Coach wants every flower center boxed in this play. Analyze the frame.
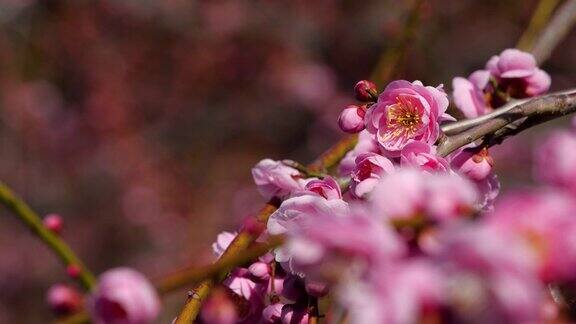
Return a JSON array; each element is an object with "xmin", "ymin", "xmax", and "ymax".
[{"xmin": 385, "ymin": 95, "xmax": 423, "ymax": 138}]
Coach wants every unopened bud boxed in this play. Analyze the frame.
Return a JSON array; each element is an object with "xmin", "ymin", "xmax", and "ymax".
[
  {"xmin": 354, "ymin": 80, "xmax": 378, "ymax": 102},
  {"xmin": 338, "ymin": 105, "xmax": 366, "ymax": 133},
  {"xmin": 66, "ymin": 264, "xmax": 81, "ymax": 279},
  {"xmin": 46, "ymin": 284, "xmax": 82, "ymax": 316},
  {"xmin": 43, "ymin": 213, "xmax": 63, "ymax": 234}
]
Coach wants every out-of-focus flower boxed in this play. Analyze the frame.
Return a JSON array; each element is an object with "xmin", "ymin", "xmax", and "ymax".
[
  {"xmin": 338, "ymin": 130, "xmax": 380, "ymax": 176},
  {"xmin": 305, "ymin": 278, "xmax": 329, "ymax": 297},
  {"xmin": 304, "ymin": 176, "xmax": 342, "ymax": 200},
  {"xmin": 365, "ymin": 80, "xmax": 451, "ymax": 156},
  {"xmin": 280, "ymin": 304, "xmax": 309, "ymax": 324},
  {"xmin": 201, "ymin": 288, "xmax": 238, "ymax": 324},
  {"xmin": 452, "ymin": 70, "xmax": 491, "ymax": 118},
  {"xmin": 400, "ymin": 141, "xmax": 449, "ymax": 173},
  {"xmin": 354, "ymin": 80, "xmax": 378, "ymax": 102},
  {"xmin": 338, "ymin": 105, "xmax": 366, "ymax": 133},
  {"xmin": 450, "ymin": 147, "xmax": 494, "ymax": 181},
  {"xmin": 262, "ymin": 302, "xmax": 284, "ymax": 322},
  {"xmin": 350, "ymin": 152, "xmax": 395, "ymax": 197},
  {"xmin": 252, "ymin": 159, "xmax": 305, "ymax": 199},
  {"xmin": 248, "ymin": 261, "xmax": 271, "ymax": 280},
  {"xmin": 43, "ymin": 213, "xmax": 63, "ymax": 234},
  {"xmin": 534, "ymin": 130, "xmax": 576, "ymax": 192},
  {"xmin": 487, "ymin": 189, "xmax": 576, "ymax": 282},
  {"xmin": 212, "ymin": 231, "xmax": 237, "ymax": 258},
  {"xmin": 89, "ymin": 268, "xmax": 160, "ymax": 324},
  {"xmin": 475, "ymin": 173, "xmax": 500, "ymax": 212},
  {"xmin": 46, "ymin": 284, "xmax": 82, "ymax": 316},
  {"xmin": 486, "ymin": 49, "xmax": 551, "ymax": 97},
  {"xmin": 369, "ymin": 169, "xmax": 478, "ymax": 223}
]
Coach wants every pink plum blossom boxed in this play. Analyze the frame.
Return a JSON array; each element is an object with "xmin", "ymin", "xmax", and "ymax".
[
  {"xmin": 364, "ymin": 80, "xmax": 452, "ymax": 156},
  {"xmin": 424, "ymin": 172, "xmax": 479, "ymax": 222},
  {"xmin": 354, "ymin": 80, "xmax": 377, "ymax": 102},
  {"xmin": 452, "ymin": 70, "xmax": 491, "ymax": 118},
  {"xmin": 350, "ymin": 152, "xmax": 395, "ymax": 197},
  {"xmin": 252, "ymin": 159, "xmax": 305, "ymax": 199},
  {"xmin": 223, "ymin": 268, "xmax": 259, "ymax": 300},
  {"xmin": 280, "ymin": 304, "xmax": 309, "ymax": 324},
  {"xmin": 262, "ymin": 303, "xmax": 283, "ymax": 322},
  {"xmin": 450, "ymin": 146, "xmax": 494, "ymax": 181},
  {"xmin": 303, "ymin": 176, "xmax": 342, "ymax": 200},
  {"xmin": 487, "ymin": 189, "xmax": 576, "ymax": 282},
  {"xmin": 338, "ymin": 130, "xmax": 380, "ymax": 176},
  {"xmin": 400, "ymin": 141, "xmax": 449, "ymax": 173},
  {"xmin": 487, "ymin": 49, "xmax": 551, "ymax": 97},
  {"xmin": 534, "ymin": 130, "xmax": 576, "ymax": 192},
  {"xmin": 338, "ymin": 104, "xmax": 366, "ymax": 133},
  {"xmin": 212, "ymin": 231, "xmax": 236, "ymax": 258},
  {"xmin": 89, "ymin": 268, "xmax": 161, "ymax": 324}
]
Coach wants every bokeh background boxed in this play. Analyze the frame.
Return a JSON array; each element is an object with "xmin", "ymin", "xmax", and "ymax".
[{"xmin": 0, "ymin": 0, "xmax": 574, "ymax": 322}]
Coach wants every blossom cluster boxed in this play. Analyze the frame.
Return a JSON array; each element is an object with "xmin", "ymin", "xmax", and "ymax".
[{"xmin": 199, "ymin": 48, "xmax": 572, "ymax": 324}]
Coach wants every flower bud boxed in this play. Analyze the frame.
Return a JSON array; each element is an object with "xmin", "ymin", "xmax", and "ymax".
[
  {"xmin": 66, "ymin": 264, "xmax": 81, "ymax": 279},
  {"xmin": 354, "ymin": 80, "xmax": 378, "ymax": 102},
  {"xmin": 44, "ymin": 213, "xmax": 63, "ymax": 234},
  {"xmin": 248, "ymin": 261, "xmax": 270, "ymax": 279},
  {"xmin": 89, "ymin": 267, "xmax": 160, "ymax": 324},
  {"xmin": 201, "ymin": 288, "xmax": 237, "ymax": 324},
  {"xmin": 338, "ymin": 105, "xmax": 366, "ymax": 133},
  {"xmin": 451, "ymin": 147, "xmax": 494, "ymax": 181},
  {"xmin": 46, "ymin": 284, "xmax": 82, "ymax": 316}
]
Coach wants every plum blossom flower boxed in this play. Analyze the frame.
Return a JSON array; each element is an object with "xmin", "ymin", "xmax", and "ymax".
[
  {"xmin": 89, "ymin": 268, "xmax": 161, "ymax": 324},
  {"xmin": 338, "ymin": 130, "xmax": 380, "ymax": 176},
  {"xmin": 487, "ymin": 189, "xmax": 576, "ymax": 282},
  {"xmin": 365, "ymin": 80, "xmax": 452, "ymax": 156},
  {"xmin": 212, "ymin": 231, "xmax": 236, "ymax": 258},
  {"xmin": 450, "ymin": 146, "xmax": 494, "ymax": 181},
  {"xmin": 280, "ymin": 304, "xmax": 309, "ymax": 324},
  {"xmin": 338, "ymin": 104, "xmax": 366, "ymax": 133},
  {"xmin": 303, "ymin": 176, "xmax": 341, "ymax": 200},
  {"xmin": 350, "ymin": 152, "xmax": 395, "ymax": 197},
  {"xmin": 400, "ymin": 141, "xmax": 449, "ymax": 173},
  {"xmin": 252, "ymin": 159, "xmax": 305, "ymax": 199},
  {"xmin": 534, "ymin": 130, "xmax": 576, "ymax": 192},
  {"xmin": 452, "ymin": 70, "xmax": 491, "ymax": 118},
  {"xmin": 369, "ymin": 169, "xmax": 478, "ymax": 223},
  {"xmin": 486, "ymin": 49, "xmax": 551, "ymax": 97}
]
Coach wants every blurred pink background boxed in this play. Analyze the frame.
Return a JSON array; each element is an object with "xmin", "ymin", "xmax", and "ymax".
[{"xmin": 0, "ymin": 1, "xmax": 574, "ymax": 322}]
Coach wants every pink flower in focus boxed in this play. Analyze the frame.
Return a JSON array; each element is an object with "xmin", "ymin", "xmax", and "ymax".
[
  {"xmin": 304, "ymin": 176, "xmax": 342, "ymax": 200},
  {"xmin": 252, "ymin": 159, "xmax": 304, "ymax": 199},
  {"xmin": 486, "ymin": 49, "xmax": 551, "ymax": 97},
  {"xmin": 338, "ymin": 105, "xmax": 366, "ymax": 133},
  {"xmin": 338, "ymin": 130, "xmax": 380, "ymax": 176},
  {"xmin": 354, "ymin": 80, "xmax": 378, "ymax": 102},
  {"xmin": 400, "ymin": 141, "xmax": 449, "ymax": 173},
  {"xmin": 365, "ymin": 80, "xmax": 452, "ymax": 156},
  {"xmin": 450, "ymin": 147, "xmax": 494, "ymax": 181},
  {"xmin": 534, "ymin": 130, "xmax": 576, "ymax": 192},
  {"xmin": 212, "ymin": 231, "xmax": 237, "ymax": 258},
  {"xmin": 452, "ymin": 70, "xmax": 491, "ymax": 118},
  {"xmin": 89, "ymin": 268, "xmax": 160, "ymax": 324},
  {"xmin": 350, "ymin": 152, "xmax": 395, "ymax": 197},
  {"xmin": 47, "ymin": 284, "xmax": 82, "ymax": 316}
]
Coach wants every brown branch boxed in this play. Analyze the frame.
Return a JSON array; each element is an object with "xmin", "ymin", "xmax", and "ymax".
[
  {"xmin": 532, "ymin": 0, "xmax": 576, "ymax": 64},
  {"xmin": 173, "ymin": 135, "xmax": 357, "ymax": 323},
  {"xmin": 156, "ymin": 236, "xmax": 284, "ymax": 294},
  {"xmin": 437, "ymin": 89, "xmax": 576, "ymax": 157}
]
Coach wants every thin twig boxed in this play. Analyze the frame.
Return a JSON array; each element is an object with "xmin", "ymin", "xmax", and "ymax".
[
  {"xmin": 532, "ymin": 0, "xmax": 576, "ymax": 64},
  {"xmin": 437, "ymin": 90, "xmax": 576, "ymax": 157},
  {"xmin": 0, "ymin": 181, "xmax": 96, "ymax": 290}
]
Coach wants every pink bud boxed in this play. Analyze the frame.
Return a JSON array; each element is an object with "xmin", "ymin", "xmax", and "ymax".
[
  {"xmin": 44, "ymin": 213, "xmax": 63, "ymax": 234},
  {"xmin": 89, "ymin": 267, "xmax": 161, "ymax": 324},
  {"xmin": 338, "ymin": 105, "xmax": 366, "ymax": 133},
  {"xmin": 248, "ymin": 262, "xmax": 270, "ymax": 279},
  {"xmin": 46, "ymin": 284, "xmax": 82, "ymax": 316},
  {"xmin": 66, "ymin": 264, "xmax": 81, "ymax": 279},
  {"xmin": 201, "ymin": 288, "xmax": 237, "ymax": 324},
  {"xmin": 451, "ymin": 147, "xmax": 494, "ymax": 181},
  {"xmin": 354, "ymin": 80, "xmax": 377, "ymax": 102}
]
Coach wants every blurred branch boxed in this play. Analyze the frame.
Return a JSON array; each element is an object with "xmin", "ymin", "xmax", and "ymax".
[
  {"xmin": 532, "ymin": 0, "xmax": 576, "ymax": 64},
  {"xmin": 0, "ymin": 181, "xmax": 96, "ymax": 290},
  {"xmin": 370, "ymin": 0, "xmax": 426, "ymax": 87},
  {"xmin": 173, "ymin": 135, "xmax": 357, "ymax": 323},
  {"xmin": 155, "ymin": 235, "xmax": 284, "ymax": 294},
  {"xmin": 437, "ymin": 89, "xmax": 576, "ymax": 156},
  {"xmin": 517, "ymin": 0, "xmax": 561, "ymax": 51}
]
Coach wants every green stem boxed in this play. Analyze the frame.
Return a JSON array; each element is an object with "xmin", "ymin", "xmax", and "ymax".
[{"xmin": 0, "ymin": 181, "xmax": 96, "ymax": 290}]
